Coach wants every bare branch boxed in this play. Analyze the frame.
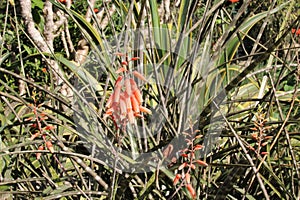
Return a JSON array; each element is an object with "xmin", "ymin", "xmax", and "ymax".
[
  {"xmin": 19, "ymin": 0, "xmax": 73, "ymax": 99},
  {"xmin": 75, "ymin": 0, "xmax": 96, "ymax": 64},
  {"xmin": 19, "ymin": 0, "xmax": 49, "ymax": 53},
  {"xmin": 43, "ymin": 0, "xmax": 54, "ymax": 50}
]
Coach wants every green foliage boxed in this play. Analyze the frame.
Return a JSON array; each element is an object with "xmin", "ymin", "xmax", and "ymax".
[{"xmin": 0, "ymin": 0, "xmax": 300, "ymax": 199}]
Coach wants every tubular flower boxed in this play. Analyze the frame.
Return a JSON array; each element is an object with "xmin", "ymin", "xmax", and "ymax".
[
  {"xmin": 170, "ymin": 127, "xmax": 207, "ymax": 199},
  {"xmin": 46, "ymin": 141, "xmax": 54, "ymax": 153},
  {"xmin": 173, "ymin": 174, "xmax": 182, "ymax": 185},
  {"xmin": 104, "ymin": 72, "xmax": 151, "ymax": 129},
  {"xmin": 124, "ymin": 78, "xmax": 132, "ymax": 96},
  {"xmin": 94, "ymin": 8, "xmax": 99, "ymax": 13},
  {"xmin": 292, "ymin": 28, "xmax": 300, "ymax": 36},
  {"xmin": 186, "ymin": 184, "xmax": 196, "ymax": 199},
  {"xmin": 36, "ymin": 145, "xmax": 44, "ymax": 160},
  {"xmin": 132, "ymin": 71, "xmax": 147, "ymax": 82}
]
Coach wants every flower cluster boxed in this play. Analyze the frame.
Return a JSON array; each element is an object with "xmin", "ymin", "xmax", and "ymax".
[
  {"xmin": 171, "ymin": 129, "xmax": 208, "ymax": 199},
  {"xmin": 104, "ymin": 54, "xmax": 151, "ymax": 130},
  {"xmin": 292, "ymin": 28, "xmax": 300, "ymax": 36},
  {"xmin": 248, "ymin": 113, "xmax": 272, "ymax": 155},
  {"xmin": 26, "ymin": 100, "xmax": 55, "ymax": 159}
]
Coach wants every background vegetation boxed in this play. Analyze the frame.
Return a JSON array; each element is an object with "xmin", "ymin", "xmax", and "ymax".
[{"xmin": 0, "ymin": 0, "xmax": 299, "ymax": 199}]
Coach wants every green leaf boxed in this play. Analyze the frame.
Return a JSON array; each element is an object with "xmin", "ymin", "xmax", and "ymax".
[
  {"xmin": 234, "ymin": 186, "xmax": 256, "ymax": 200},
  {"xmin": 149, "ymin": 0, "xmax": 161, "ymax": 46},
  {"xmin": 259, "ymin": 174, "xmax": 282, "ymax": 199},
  {"xmin": 50, "ymin": 184, "xmax": 72, "ymax": 195},
  {"xmin": 53, "ymin": 54, "xmax": 103, "ymax": 93},
  {"xmin": 219, "ymin": 2, "xmax": 288, "ymax": 65},
  {"xmin": 138, "ymin": 172, "xmax": 156, "ymax": 197},
  {"xmin": 0, "ymin": 53, "xmax": 10, "ymax": 66},
  {"xmin": 32, "ymin": 0, "xmax": 44, "ymax": 9},
  {"xmin": 177, "ymin": 0, "xmax": 190, "ymax": 37}
]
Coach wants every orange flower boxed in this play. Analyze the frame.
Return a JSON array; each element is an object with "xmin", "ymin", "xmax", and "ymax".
[
  {"xmin": 44, "ymin": 125, "xmax": 54, "ymax": 130},
  {"xmin": 112, "ymin": 85, "xmax": 121, "ymax": 104},
  {"xmin": 114, "ymin": 52, "xmax": 125, "ymax": 56},
  {"xmin": 133, "ymin": 71, "xmax": 147, "ymax": 81},
  {"xmin": 195, "ymin": 160, "xmax": 208, "ymax": 167},
  {"xmin": 251, "ymin": 133, "xmax": 258, "ymax": 140},
  {"xmin": 94, "ymin": 8, "xmax": 99, "ymax": 13},
  {"xmin": 39, "ymin": 113, "xmax": 46, "ymax": 118},
  {"xmin": 116, "ymin": 67, "xmax": 127, "ymax": 74},
  {"xmin": 127, "ymin": 110, "xmax": 135, "ymax": 124},
  {"xmin": 41, "ymin": 68, "xmax": 47, "ymax": 73},
  {"xmin": 121, "ymin": 61, "xmax": 128, "ymax": 66},
  {"xmin": 119, "ymin": 96, "xmax": 127, "ymax": 119},
  {"xmin": 264, "ymin": 136, "xmax": 272, "ymax": 140},
  {"xmin": 104, "ymin": 71, "xmax": 151, "ymax": 128},
  {"xmin": 178, "ymin": 162, "xmax": 188, "ymax": 170},
  {"xmin": 105, "ymin": 94, "xmax": 113, "ymax": 108},
  {"xmin": 185, "ymin": 173, "xmax": 191, "ymax": 184},
  {"xmin": 133, "ymin": 90, "xmax": 143, "ymax": 104},
  {"xmin": 180, "ymin": 153, "xmax": 188, "ymax": 157},
  {"xmin": 30, "ymin": 131, "xmax": 40, "ymax": 140},
  {"xmin": 130, "ymin": 57, "xmax": 140, "ymax": 61},
  {"xmin": 228, "ymin": 0, "xmax": 239, "ymax": 3},
  {"xmin": 124, "ymin": 78, "xmax": 132, "ymax": 96},
  {"xmin": 173, "ymin": 174, "xmax": 182, "ymax": 185},
  {"xmin": 261, "ymin": 142, "xmax": 268, "ymax": 147},
  {"xmin": 36, "ymin": 145, "xmax": 44, "ymax": 160},
  {"xmin": 130, "ymin": 78, "xmax": 138, "ymax": 92},
  {"xmin": 46, "ymin": 141, "xmax": 54, "ymax": 153},
  {"xmin": 125, "ymin": 95, "xmax": 132, "ymax": 111},
  {"xmin": 25, "ymin": 116, "xmax": 33, "ymax": 121},
  {"xmin": 186, "ymin": 184, "xmax": 196, "ymax": 199},
  {"xmin": 139, "ymin": 106, "xmax": 152, "ymax": 114},
  {"xmin": 292, "ymin": 28, "xmax": 300, "ymax": 36},
  {"xmin": 115, "ymin": 76, "xmax": 123, "ymax": 87},
  {"xmin": 58, "ymin": 0, "xmax": 71, "ymax": 3},
  {"xmin": 190, "ymin": 163, "xmax": 196, "ymax": 170},
  {"xmin": 193, "ymin": 144, "xmax": 203, "ymax": 150},
  {"xmin": 105, "ymin": 107, "xmax": 114, "ymax": 115}
]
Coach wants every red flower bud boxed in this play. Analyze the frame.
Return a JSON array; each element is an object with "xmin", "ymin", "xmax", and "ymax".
[
  {"xmin": 173, "ymin": 174, "xmax": 181, "ymax": 185},
  {"xmin": 36, "ymin": 145, "xmax": 44, "ymax": 160},
  {"xmin": 186, "ymin": 184, "xmax": 196, "ymax": 199},
  {"xmin": 30, "ymin": 132, "xmax": 40, "ymax": 140},
  {"xmin": 195, "ymin": 160, "xmax": 208, "ymax": 167},
  {"xmin": 133, "ymin": 71, "xmax": 147, "ymax": 81},
  {"xmin": 228, "ymin": 0, "xmax": 239, "ymax": 3},
  {"xmin": 178, "ymin": 162, "xmax": 188, "ymax": 170},
  {"xmin": 193, "ymin": 144, "xmax": 203, "ymax": 150},
  {"xmin": 121, "ymin": 61, "xmax": 128, "ymax": 66},
  {"xmin": 46, "ymin": 141, "xmax": 54, "ymax": 153},
  {"xmin": 130, "ymin": 57, "xmax": 140, "ymax": 61},
  {"xmin": 45, "ymin": 125, "xmax": 54, "ymax": 130}
]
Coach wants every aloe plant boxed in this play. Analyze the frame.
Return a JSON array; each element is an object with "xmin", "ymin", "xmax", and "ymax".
[{"xmin": 0, "ymin": 0, "xmax": 299, "ymax": 199}]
